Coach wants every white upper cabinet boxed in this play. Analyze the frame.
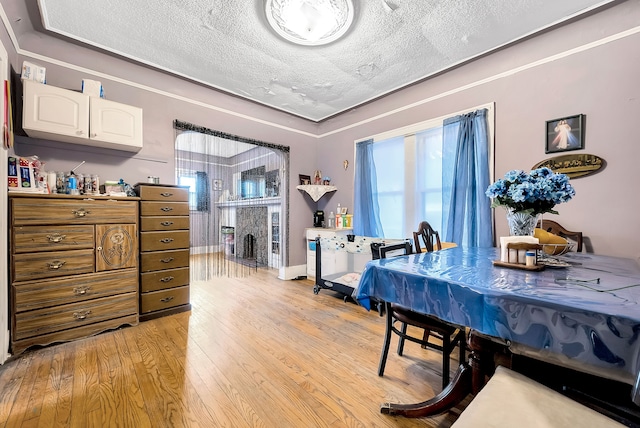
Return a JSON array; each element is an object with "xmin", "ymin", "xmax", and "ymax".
[
  {"xmin": 22, "ymin": 80, "xmax": 143, "ymax": 152},
  {"xmin": 22, "ymin": 80, "xmax": 89, "ymax": 139},
  {"xmin": 89, "ymin": 97, "xmax": 142, "ymax": 150}
]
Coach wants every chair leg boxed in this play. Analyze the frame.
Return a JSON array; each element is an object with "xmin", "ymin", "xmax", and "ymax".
[
  {"xmin": 458, "ymin": 330, "xmax": 466, "ymax": 365},
  {"xmin": 442, "ymin": 335, "xmax": 451, "ymax": 389},
  {"xmin": 378, "ymin": 302, "xmax": 393, "ymax": 376},
  {"xmin": 420, "ymin": 329, "xmax": 431, "ymax": 349},
  {"xmin": 397, "ymin": 322, "xmax": 408, "ymax": 356}
]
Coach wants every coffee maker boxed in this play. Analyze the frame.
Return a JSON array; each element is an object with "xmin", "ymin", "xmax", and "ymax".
[{"xmin": 313, "ymin": 210, "xmax": 325, "ymax": 227}]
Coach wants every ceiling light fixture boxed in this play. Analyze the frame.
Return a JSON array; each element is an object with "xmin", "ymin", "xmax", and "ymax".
[{"xmin": 265, "ymin": 0, "xmax": 354, "ymax": 46}]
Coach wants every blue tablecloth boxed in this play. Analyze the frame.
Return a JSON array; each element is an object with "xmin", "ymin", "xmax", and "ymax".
[{"xmin": 354, "ymin": 246, "xmax": 640, "ymax": 386}]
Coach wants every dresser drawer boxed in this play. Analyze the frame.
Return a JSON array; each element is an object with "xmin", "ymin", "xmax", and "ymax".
[
  {"xmin": 140, "ymin": 216, "xmax": 190, "ymax": 231},
  {"xmin": 13, "ymin": 249, "xmax": 95, "ymax": 282},
  {"xmin": 13, "ymin": 292, "xmax": 138, "ymax": 340},
  {"xmin": 141, "ymin": 249, "xmax": 190, "ymax": 272},
  {"xmin": 140, "ymin": 201, "xmax": 189, "ymax": 217},
  {"xmin": 12, "ymin": 198, "xmax": 138, "ymax": 225},
  {"xmin": 13, "ymin": 225, "xmax": 94, "ymax": 253},
  {"xmin": 12, "ymin": 269, "xmax": 138, "ymax": 313},
  {"xmin": 136, "ymin": 185, "xmax": 188, "ymax": 202},
  {"xmin": 140, "ymin": 230, "xmax": 190, "ymax": 251},
  {"xmin": 141, "ymin": 267, "xmax": 190, "ymax": 292},
  {"xmin": 141, "ymin": 286, "xmax": 190, "ymax": 313}
]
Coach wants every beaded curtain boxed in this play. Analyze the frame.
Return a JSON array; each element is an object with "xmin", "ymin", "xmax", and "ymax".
[{"xmin": 174, "ymin": 120, "xmax": 289, "ymax": 279}]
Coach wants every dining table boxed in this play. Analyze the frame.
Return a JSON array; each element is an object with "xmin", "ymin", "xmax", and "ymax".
[{"xmin": 353, "ymin": 246, "xmax": 640, "ymax": 417}]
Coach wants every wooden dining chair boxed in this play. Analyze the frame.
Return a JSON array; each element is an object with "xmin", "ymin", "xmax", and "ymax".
[
  {"xmin": 413, "ymin": 221, "xmax": 442, "ymax": 253},
  {"xmin": 375, "ymin": 242, "xmax": 466, "ymax": 390},
  {"xmin": 536, "ymin": 219, "xmax": 583, "ymax": 252}
]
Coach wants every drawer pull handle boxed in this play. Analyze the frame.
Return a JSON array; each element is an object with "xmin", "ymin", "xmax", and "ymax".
[
  {"xmin": 73, "ymin": 286, "xmax": 91, "ymax": 295},
  {"xmin": 160, "ymin": 257, "xmax": 175, "ymax": 263},
  {"xmin": 160, "ymin": 192, "xmax": 174, "ymax": 197},
  {"xmin": 73, "ymin": 310, "xmax": 91, "ymax": 320},
  {"xmin": 47, "ymin": 233, "xmax": 67, "ymax": 243},
  {"xmin": 160, "ymin": 276, "xmax": 174, "ymax": 283},
  {"xmin": 72, "ymin": 208, "xmax": 91, "ymax": 217},
  {"xmin": 160, "ymin": 207, "xmax": 173, "ymax": 212},
  {"xmin": 160, "ymin": 221, "xmax": 174, "ymax": 226},
  {"xmin": 48, "ymin": 260, "xmax": 66, "ymax": 270},
  {"xmin": 160, "ymin": 238, "xmax": 174, "ymax": 244},
  {"xmin": 160, "ymin": 296, "xmax": 174, "ymax": 303}
]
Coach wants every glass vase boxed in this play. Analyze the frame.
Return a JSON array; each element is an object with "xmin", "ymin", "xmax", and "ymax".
[{"xmin": 506, "ymin": 209, "xmax": 539, "ymax": 236}]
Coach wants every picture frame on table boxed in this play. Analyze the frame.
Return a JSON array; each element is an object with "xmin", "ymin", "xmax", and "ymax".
[
  {"xmin": 212, "ymin": 178, "xmax": 223, "ymax": 190},
  {"xmin": 545, "ymin": 114, "xmax": 585, "ymax": 154},
  {"xmin": 299, "ymin": 174, "xmax": 311, "ymax": 185}
]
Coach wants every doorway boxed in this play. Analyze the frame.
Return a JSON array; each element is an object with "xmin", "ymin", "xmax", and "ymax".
[{"xmin": 173, "ymin": 120, "xmax": 289, "ymax": 279}]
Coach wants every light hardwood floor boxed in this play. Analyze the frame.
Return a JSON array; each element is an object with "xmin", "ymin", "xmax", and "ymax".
[{"xmin": 0, "ymin": 265, "xmax": 468, "ymax": 427}]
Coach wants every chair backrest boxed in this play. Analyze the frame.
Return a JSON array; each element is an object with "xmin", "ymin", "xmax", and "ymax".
[
  {"xmin": 536, "ymin": 219, "xmax": 583, "ymax": 252},
  {"xmin": 413, "ymin": 221, "xmax": 442, "ymax": 253},
  {"xmin": 371, "ymin": 240, "xmax": 413, "ymax": 260}
]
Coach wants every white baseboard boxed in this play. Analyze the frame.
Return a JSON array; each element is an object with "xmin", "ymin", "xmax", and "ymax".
[{"xmin": 278, "ymin": 264, "xmax": 307, "ymax": 280}]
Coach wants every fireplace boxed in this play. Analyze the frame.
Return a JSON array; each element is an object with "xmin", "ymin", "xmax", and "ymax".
[
  {"xmin": 236, "ymin": 207, "xmax": 268, "ymax": 266},
  {"xmin": 243, "ymin": 234, "xmax": 255, "ymax": 259}
]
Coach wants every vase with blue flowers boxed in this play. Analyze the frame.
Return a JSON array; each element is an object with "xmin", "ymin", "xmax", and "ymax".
[{"xmin": 485, "ymin": 167, "xmax": 576, "ymax": 236}]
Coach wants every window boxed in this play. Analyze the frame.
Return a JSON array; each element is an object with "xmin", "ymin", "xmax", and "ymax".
[
  {"xmin": 178, "ymin": 175, "xmax": 197, "ymax": 210},
  {"xmin": 371, "ymin": 129, "xmax": 444, "ymax": 239},
  {"xmin": 178, "ymin": 172, "xmax": 209, "ymax": 212},
  {"xmin": 360, "ymin": 103, "xmax": 494, "ymax": 241}
]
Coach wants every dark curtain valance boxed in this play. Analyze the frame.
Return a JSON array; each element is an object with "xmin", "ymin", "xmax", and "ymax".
[{"xmin": 173, "ymin": 120, "xmax": 290, "ymax": 153}]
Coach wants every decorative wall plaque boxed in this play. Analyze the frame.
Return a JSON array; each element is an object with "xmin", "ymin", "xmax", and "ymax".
[{"xmin": 532, "ymin": 153, "xmax": 605, "ymax": 179}]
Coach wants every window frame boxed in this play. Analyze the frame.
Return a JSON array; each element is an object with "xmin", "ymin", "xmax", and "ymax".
[{"xmin": 355, "ymin": 102, "xmax": 495, "ymax": 240}]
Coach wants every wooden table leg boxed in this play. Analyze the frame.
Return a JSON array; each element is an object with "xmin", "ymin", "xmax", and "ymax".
[
  {"xmin": 380, "ymin": 363, "xmax": 472, "ymax": 417},
  {"xmin": 468, "ymin": 330, "xmax": 513, "ymax": 394},
  {"xmin": 379, "ymin": 329, "xmax": 511, "ymax": 418}
]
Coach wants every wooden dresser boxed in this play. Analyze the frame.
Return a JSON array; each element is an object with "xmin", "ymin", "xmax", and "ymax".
[
  {"xmin": 9, "ymin": 194, "xmax": 139, "ymax": 355},
  {"xmin": 134, "ymin": 183, "xmax": 191, "ymax": 321}
]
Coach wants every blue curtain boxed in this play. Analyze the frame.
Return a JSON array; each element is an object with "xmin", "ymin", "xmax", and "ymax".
[
  {"xmin": 441, "ymin": 109, "xmax": 492, "ymax": 247},
  {"xmin": 354, "ymin": 139, "xmax": 384, "ymax": 237}
]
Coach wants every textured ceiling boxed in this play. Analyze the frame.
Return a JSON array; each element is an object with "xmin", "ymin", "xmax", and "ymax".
[{"xmin": 35, "ymin": 0, "xmax": 613, "ymax": 122}]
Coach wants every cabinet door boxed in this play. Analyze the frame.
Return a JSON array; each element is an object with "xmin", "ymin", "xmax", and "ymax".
[
  {"xmin": 89, "ymin": 97, "xmax": 143, "ymax": 150},
  {"xmin": 307, "ymin": 246, "xmax": 316, "ymax": 277},
  {"xmin": 95, "ymin": 224, "xmax": 138, "ymax": 271},
  {"xmin": 22, "ymin": 80, "xmax": 89, "ymax": 139}
]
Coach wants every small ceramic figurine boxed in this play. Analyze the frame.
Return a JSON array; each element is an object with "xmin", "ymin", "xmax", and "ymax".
[
  {"xmin": 314, "ymin": 170, "xmax": 322, "ymax": 185},
  {"xmin": 322, "ymin": 176, "xmax": 331, "ymax": 185}
]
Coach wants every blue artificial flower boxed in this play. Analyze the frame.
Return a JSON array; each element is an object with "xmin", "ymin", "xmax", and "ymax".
[{"xmin": 485, "ymin": 167, "xmax": 575, "ymax": 215}]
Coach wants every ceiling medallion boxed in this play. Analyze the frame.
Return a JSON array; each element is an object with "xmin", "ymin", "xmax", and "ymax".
[{"xmin": 265, "ymin": 0, "xmax": 355, "ymax": 46}]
